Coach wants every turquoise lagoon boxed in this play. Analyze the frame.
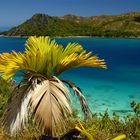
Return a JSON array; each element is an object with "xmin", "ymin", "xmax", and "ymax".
[{"xmin": 0, "ymin": 37, "xmax": 140, "ymax": 117}]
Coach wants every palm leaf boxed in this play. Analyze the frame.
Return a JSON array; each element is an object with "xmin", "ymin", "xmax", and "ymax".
[
  {"xmin": 62, "ymin": 80, "xmax": 91, "ymax": 119},
  {"xmin": 0, "ymin": 36, "xmax": 106, "ymax": 80},
  {"xmin": 0, "ymin": 52, "xmax": 24, "ymax": 80},
  {"xmin": 55, "ymin": 49, "xmax": 106, "ymax": 76},
  {"xmin": 29, "ymin": 76, "xmax": 72, "ymax": 136},
  {"xmin": 3, "ymin": 75, "xmax": 72, "ymax": 137},
  {"xmin": 2, "ymin": 81, "xmax": 32, "ymax": 135}
]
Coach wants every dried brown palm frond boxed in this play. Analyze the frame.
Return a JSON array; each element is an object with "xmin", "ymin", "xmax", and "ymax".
[
  {"xmin": 62, "ymin": 80, "xmax": 92, "ymax": 119},
  {"xmin": 2, "ymin": 81, "xmax": 32, "ymax": 135},
  {"xmin": 2, "ymin": 75, "xmax": 72, "ymax": 137},
  {"xmin": 29, "ymin": 76, "xmax": 72, "ymax": 136}
]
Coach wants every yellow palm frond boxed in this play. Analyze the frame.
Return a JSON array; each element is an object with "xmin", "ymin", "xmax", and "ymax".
[
  {"xmin": 0, "ymin": 51, "xmax": 24, "ymax": 80},
  {"xmin": 0, "ymin": 36, "xmax": 106, "ymax": 80},
  {"xmin": 55, "ymin": 48, "xmax": 106, "ymax": 75},
  {"xmin": 24, "ymin": 36, "xmax": 106, "ymax": 77},
  {"xmin": 24, "ymin": 36, "xmax": 64, "ymax": 77}
]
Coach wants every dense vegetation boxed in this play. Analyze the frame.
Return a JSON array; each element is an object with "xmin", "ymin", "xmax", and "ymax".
[
  {"xmin": 0, "ymin": 78, "xmax": 12, "ymax": 117},
  {"xmin": 1, "ymin": 12, "xmax": 140, "ymax": 37},
  {"xmin": 0, "ymin": 78, "xmax": 140, "ymax": 140}
]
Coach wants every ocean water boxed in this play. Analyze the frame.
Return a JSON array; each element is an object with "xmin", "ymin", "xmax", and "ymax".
[{"xmin": 0, "ymin": 37, "xmax": 140, "ymax": 117}]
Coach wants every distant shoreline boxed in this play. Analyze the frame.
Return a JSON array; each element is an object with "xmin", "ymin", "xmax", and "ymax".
[
  {"xmin": 0, "ymin": 34, "xmax": 140, "ymax": 39},
  {"xmin": 0, "ymin": 35, "xmax": 28, "ymax": 39}
]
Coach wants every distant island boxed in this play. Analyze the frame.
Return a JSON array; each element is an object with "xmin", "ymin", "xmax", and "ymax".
[{"xmin": 1, "ymin": 12, "xmax": 140, "ymax": 38}]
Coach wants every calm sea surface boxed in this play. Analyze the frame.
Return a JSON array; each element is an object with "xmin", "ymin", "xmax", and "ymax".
[{"xmin": 0, "ymin": 37, "xmax": 140, "ymax": 117}]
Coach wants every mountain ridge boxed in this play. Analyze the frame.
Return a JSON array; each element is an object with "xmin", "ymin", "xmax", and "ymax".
[{"xmin": 1, "ymin": 12, "xmax": 140, "ymax": 37}]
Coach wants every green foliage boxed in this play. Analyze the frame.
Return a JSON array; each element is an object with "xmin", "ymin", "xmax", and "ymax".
[
  {"xmin": 0, "ymin": 78, "xmax": 11, "ymax": 139},
  {"xmin": 67, "ymin": 105, "xmax": 140, "ymax": 140},
  {"xmin": 0, "ymin": 78, "xmax": 11, "ymax": 117},
  {"xmin": 1, "ymin": 12, "xmax": 140, "ymax": 37},
  {"xmin": 131, "ymin": 101, "xmax": 140, "ymax": 116}
]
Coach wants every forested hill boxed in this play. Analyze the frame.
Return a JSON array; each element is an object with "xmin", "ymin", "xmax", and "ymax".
[{"xmin": 1, "ymin": 12, "xmax": 140, "ymax": 37}]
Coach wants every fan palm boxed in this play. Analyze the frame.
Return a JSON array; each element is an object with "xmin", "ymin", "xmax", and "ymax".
[{"xmin": 0, "ymin": 36, "xmax": 106, "ymax": 137}]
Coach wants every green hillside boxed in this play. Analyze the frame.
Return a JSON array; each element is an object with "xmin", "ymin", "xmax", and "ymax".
[{"xmin": 1, "ymin": 12, "xmax": 140, "ymax": 37}]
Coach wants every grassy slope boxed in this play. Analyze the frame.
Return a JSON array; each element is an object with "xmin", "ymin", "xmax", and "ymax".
[{"xmin": 1, "ymin": 12, "xmax": 140, "ymax": 37}]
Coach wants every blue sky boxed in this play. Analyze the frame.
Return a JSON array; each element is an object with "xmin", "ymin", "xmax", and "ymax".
[{"xmin": 0, "ymin": 0, "xmax": 140, "ymax": 28}]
